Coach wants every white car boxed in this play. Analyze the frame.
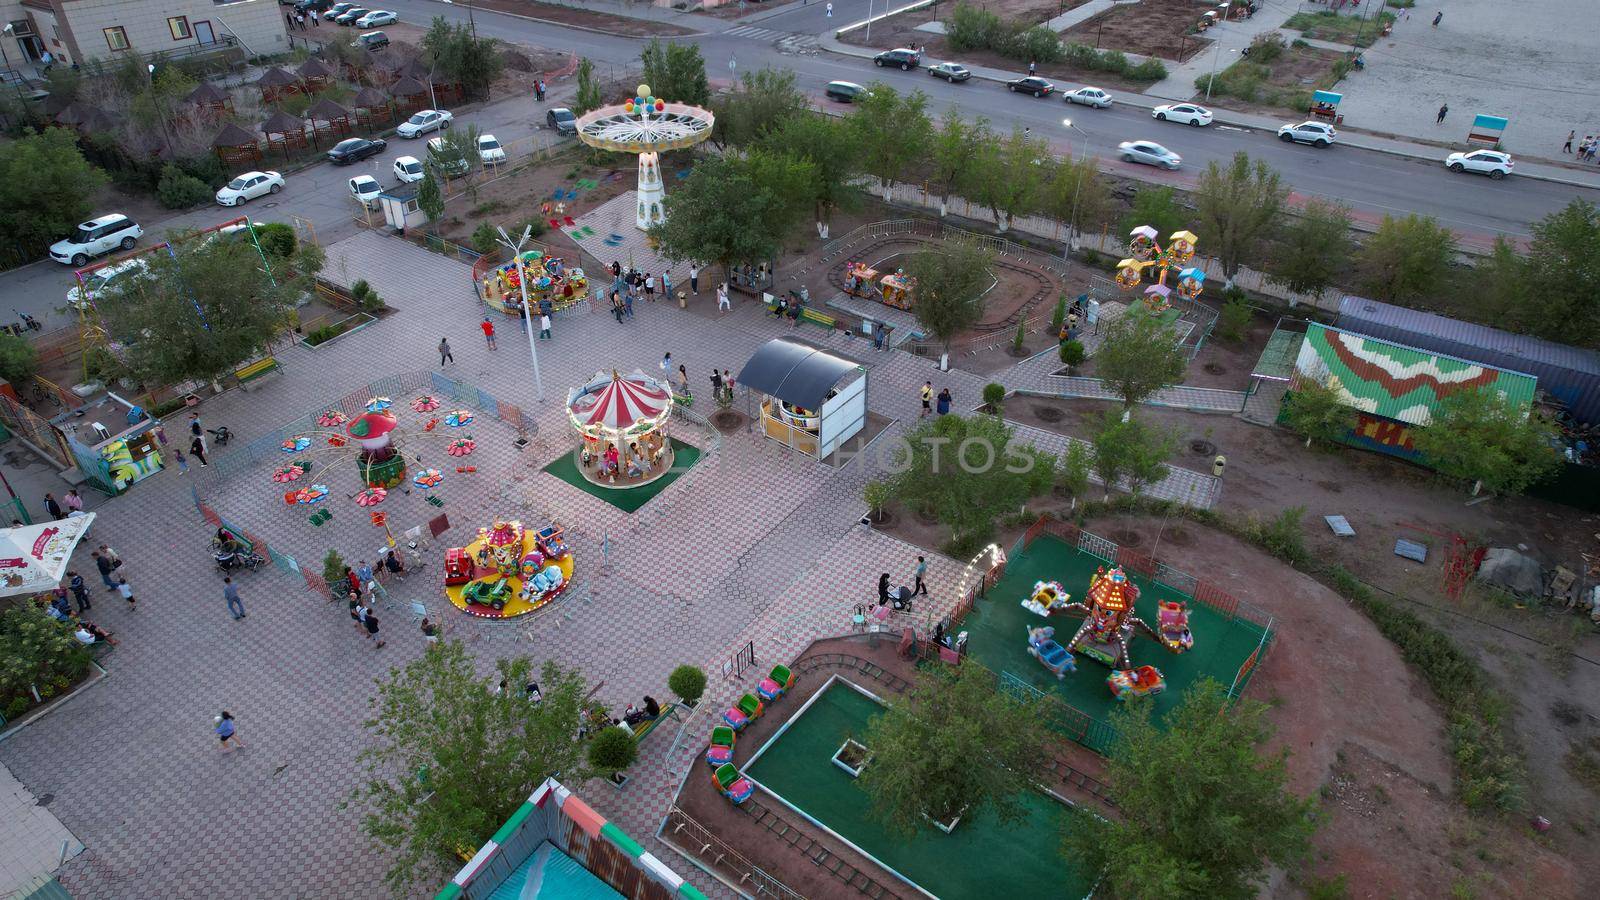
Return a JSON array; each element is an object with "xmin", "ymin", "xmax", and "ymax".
[
  {"xmin": 396, "ymin": 108, "xmax": 452, "ymax": 138},
  {"xmin": 1277, "ymin": 121, "xmax": 1337, "ymax": 147},
  {"xmin": 1445, "ymin": 149, "xmax": 1513, "ymax": 179},
  {"xmin": 355, "ymin": 10, "xmax": 396, "ymax": 26},
  {"xmin": 349, "ymin": 175, "xmax": 383, "ymax": 208},
  {"xmin": 1152, "ymin": 103, "xmax": 1212, "ymax": 127},
  {"xmin": 392, "ymin": 155, "xmax": 425, "ymax": 183},
  {"xmin": 478, "ymin": 134, "xmax": 506, "ymax": 164},
  {"xmin": 214, "ymin": 170, "xmax": 284, "ymax": 206},
  {"xmin": 1062, "ymin": 87, "xmax": 1113, "ymax": 109},
  {"xmin": 49, "ymin": 213, "xmax": 143, "ymax": 266},
  {"xmin": 67, "ymin": 257, "xmax": 148, "ymax": 309},
  {"xmin": 1117, "ymin": 140, "xmax": 1182, "ymax": 170}
]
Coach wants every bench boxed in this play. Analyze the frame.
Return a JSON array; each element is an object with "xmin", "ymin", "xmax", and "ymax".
[
  {"xmin": 765, "ymin": 301, "xmax": 838, "ymax": 331},
  {"xmin": 626, "ymin": 703, "xmax": 680, "ymax": 744},
  {"xmin": 235, "ymin": 356, "xmax": 281, "ymax": 390}
]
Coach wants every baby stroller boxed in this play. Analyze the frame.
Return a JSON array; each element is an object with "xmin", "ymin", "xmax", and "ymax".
[{"xmin": 889, "ymin": 585, "xmax": 913, "ymax": 611}]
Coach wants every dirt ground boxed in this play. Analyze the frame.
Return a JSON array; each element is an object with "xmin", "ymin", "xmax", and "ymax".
[
  {"xmin": 1208, "ymin": 43, "xmax": 1349, "ymax": 115},
  {"xmin": 1061, "ymin": 0, "xmax": 1214, "ymax": 62},
  {"xmin": 465, "ymin": 0, "xmax": 698, "ymax": 36}
]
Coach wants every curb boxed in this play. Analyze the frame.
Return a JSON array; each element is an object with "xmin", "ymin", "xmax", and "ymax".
[{"xmin": 428, "ymin": 0, "xmax": 711, "ymax": 39}]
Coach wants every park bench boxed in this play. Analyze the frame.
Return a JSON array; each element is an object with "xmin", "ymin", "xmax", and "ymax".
[
  {"xmin": 764, "ymin": 301, "xmax": 838, "ymax": 332},
  {"xmin": 234, "ymin": 356, "xmax": 280, "ymax": 390},
  {"xmin": 626, "ymin": 703, "xmax": 681, "ymax": 744}
]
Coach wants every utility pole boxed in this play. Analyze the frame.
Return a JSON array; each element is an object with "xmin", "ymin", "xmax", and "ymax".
[{"xmin": 495, "ymin": 226, "xmax": 545, "ymax": 402}]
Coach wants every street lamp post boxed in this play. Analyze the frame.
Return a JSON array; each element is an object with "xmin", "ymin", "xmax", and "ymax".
[
  {"xmin": 495, "ymin": 225, "xmax": 546, "ymax": 402},
  {"xmin": 1205, "ymin": 46, "xmax": 1238, "ymax": 101},
  {"xmin": 1060, "ymin": 119, "xmax": 1090, "ymax": 264},
  {"xmin": 866, "ymin": 0, "xmax": 875, "ymax": 44}
]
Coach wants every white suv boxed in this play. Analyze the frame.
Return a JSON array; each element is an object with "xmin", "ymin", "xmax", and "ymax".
[
  {"xmin": 1277, "ymin": 121, "xmax": 1337, "ymax": 147},
  {"xmin": 1445, "ymin": 149, "xmax": 1513, "ymax": 179},
  {"xmin": 50, "ymin": 214, "xmax": 143, "ymax": 266},
  {"xmin": 67, "ymin": 257, "xmax": 149, "ymax": 309}
]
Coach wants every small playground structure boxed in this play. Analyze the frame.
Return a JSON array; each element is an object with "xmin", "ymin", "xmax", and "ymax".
[
  {"xmin": 1040, "ymin": 565, "xmax": 1195, "ymax": 697},
  {"xmin": 566, "ymin": 369, "xmax": 676, "ymax": 488},
  {"xmin": 843, "ymin": 261, "xmax": 916, "ymax": 310},
  {"xmin": 442, "ymin": 518, "xmax": 574, "ymax": 619},
  {"xmin": 476, "ymin": 248, "xmax": 588, "ymax": 316},
  {"xmin": 1113, "ymin": 226, "xmax": 1204, "ymax": 316},
  {"xmin": 1021, "ymin": 579, "xmax": 1070, "ymax": 616},
  {"xmin": 573, "ymin": 83, "xmax": 714, "ymax": 230},
  {"xmin": 737, "ymin": 338, "xmax": 867, "ymax": 459},
  {"xmin": 1026, "ymin": 625, "xmax": 1077, "ymax": 680}
]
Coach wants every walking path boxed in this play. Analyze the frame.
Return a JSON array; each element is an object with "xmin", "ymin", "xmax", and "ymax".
[{"xmin": 0, "ymin": 760, "xmax": 83, "ymax": 897}]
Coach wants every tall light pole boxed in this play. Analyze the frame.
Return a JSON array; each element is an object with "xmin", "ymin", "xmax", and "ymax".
[
  {"xmin": 865, "ymin": 0, "xmax": 875, "ymax": 44},
  {"xmin": 1205, "ymin": 46, "xmax": 1238, "ymax": 101},
  {"xmin": 1060, "ymin": 119, "xmax": 1090, "ymax": 263},
  {"xmin": 495, "ymin": 225, "xmax": 545, "ymax": 402}
]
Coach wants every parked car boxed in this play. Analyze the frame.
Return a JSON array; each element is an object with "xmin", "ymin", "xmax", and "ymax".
[
  {"xmin": 295, "ymin": 0, "xmax": 336, "ymax": 11},
  {"xmin": 352, "ymin": 31, "xmax": 388, "ymax": 50},
  {"xmin": 1277, "ymin": 120, "xmax": 1337, "ymax": 147},
  {"xmin": 354, "ymin": 9, "xmax": 395, "ymax": 26},
  {"xmin": 428, "ymin": 137, "xmax": 469, "ymax": 177},
  {"xmin": 214, "ymin": 170, "xmax": 284, "ymax": 206},
  {"xmin": 1445, "ymin": 149, "xmax": 1513, "ymax": 179},
  {"xmin": 397, "ymin": 108, "xmax": 452, "ymax": 138},
  {"xmin": 49, "ymin": 214, "xmax": 143, "ymax": 266},
  {"xmin": 478, "ymin": 134, "xmax": 506, "ymax": 164},
  {"xmin": 825, "ymin": 81, "xmax": 869, "ymax": 103},
  {"xmin": 334, "ymin": 7, "xmax": 369, "ymax": 25},
  {"xmin": 1062, "ymin": 87, "xmax": 1113, "ymax": 108},
  {"xmin": 546, "ymin": 107, "xmax": 577, "ymax": 135},
  {"xmin": 348, "ymin": 175, "xmax": 383, "ymax": 208},
  {"xmin": 327, "ymin": 136, "xmax": 386, "ymax": 164},
  {"xmin": 326, "ymin": 1, "xmax": 356, "ymax": 16},
  {"xmin": 873, "ymin": 48, "xmax": 921, "ymax": 71},
  {"xmin": 1005, "ymin": 76, "xmax": 1054, "ymax": 97},
  {"xmin": 392, "ymin": 155, "xmax": 425, "ymax": 183},
  {"xmin": 1117, "ymin": 140, "xmax": 1182, "ymax": 170},
  {"xmin": 1152, "ymin": 103, "xmax": 1213, "ymax": 127},
  {"xmin": 66, "ymin": 257, "xmax": 149, "ymax": 309},
  {"xmin": 927, "ymin": 62, "xmax": 971, "ymax": 82}
]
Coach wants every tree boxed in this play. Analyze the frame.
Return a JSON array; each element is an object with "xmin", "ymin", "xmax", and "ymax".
[
  {"xmin": 1122, "ymin": 186, "xmax": 1189, "ymax": 239},
  {"xmin": 1409, "ymin": 390, "xmax": 1562, "ymax": 495},
  {"xmin": 415, "ymin": 170, "xmax": 443, "ymax": 223},
  {"xmin": 971, "ymin": 127, "xmax": 1049, "ymax": 232},
  {"xmin": 1063, "ymin": 680, "xmax": 1317, "ymax": 900},
  {"xmin": 888, "ymin": 413, "xmax": 1054, "ymax": 552},
  {"xmin": 1194, "ymin": 152, "xmax": 1286, "ymax": 282},
  {"xmin": 859, "ymin": 664, "xmax": 1053, "ymax": 837},
  {"xmin": 439, "ymin": 123, "xmax": 482, "ymax": 179},
  {"xmin": 98, "ymin": 231, "xmax": 306, "ymax": 387},
  {"xmin": 849, "ymin": 84, "xmax": 932, "ymax": 200},
  {"xmin": 573, "ymin": 58, "xmax": 604, "ymax": 115},
  {"xmin": 649, "ymin": 151, "xmax": 812, "ymax": 282},
  {"xmin": 1356, "ymin": 213, "xmax": 1456, "ymax": 304},
  {"xmin": 1044, "ymin": 154, "xmax": 1111, "ymax": 242},
  {"xmin": 588, "ymin": 726, "xmax": 638, "ymax": 782},
  {"xmin": 421, "ymin": 17, "xmax": 503, "ymax": 99},
  {"xmin": 1049, "ymin": 294, "xmax": 1067, "ymax": 334},
  {"xmin": 862, "ymin": 478, "xmax": 892, "ymax": 522},
  {"xmin": 640, "ymin": 40, "xmax": 709, "ymax": 106},
  {"xmin": 1055, "ymin": 441, "xmax": 1092, "ymax": 500},
  {"xmin": 760, "ymin": 114, "xmax": 862, "ymax": 239},
  {"xmin": 711, "ymin": 67, "xmax": 807, "ymax": 148},
  {"xmin": 906, "ymin": 240, "xmax": 993, "ymax": 350},
  {"xmin": 1096, "ymin": 312, "xmax": 1188, "ymax": 410},
  {"xmin": 983, "ymin": 382, "xmax": 1007, "ymax": 412},
  {"xmin": 0, "ymin": 128, "xmax": 107, "ymax": 257},
  {"xmin": 667, "ymin": 665, "xmax": 707, "ymax": 706},
  {"xmin": 0, "ymin": 605, "xmax": 93, "ymax": 718},
  {"xmin": 1058, "ymin": 339, "xmax": 1085, "ymax": 371},
  {"xmin": 348, "ymin": 644, "xmax": 591, "ymax": 895},
  {"xmin": 1281, "ymin": 377, "xmax": 1354, "ymax": 448},
  {"xmin": 0, "ymin": 333, "xmax": 39, "ymax": 384},
  {"xmin": 1265, "ymin": 198, "xmax": 1352, "ymax": 301},
  {"xmin": 1492, "ymin": 200, "xmax": 1600, "ymax": 346},
  {"xmin": 929, "ymin": 109, "xmax": 990, "ymax": 217},
  {"xmin": 1091, "ymin": 411, "xmax": 1175, "ymax": 499}
]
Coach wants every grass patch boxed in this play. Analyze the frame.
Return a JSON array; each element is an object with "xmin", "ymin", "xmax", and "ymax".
[
  {"xmin": 1565, "ymin": 736, "xmax": 1600, "ymax": 792},
  {"xmin": 1195, "ymin": 41, "xmax": 1348, "ymax": 113},
  {"xmin": 1284, "ymin": 10, "xmax": 1396, "ymax": 48}
]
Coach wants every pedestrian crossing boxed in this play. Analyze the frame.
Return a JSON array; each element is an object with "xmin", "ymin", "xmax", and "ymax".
[{"xmin": 724, "ymin": 24, "xmax": 805, "ymax": 44}]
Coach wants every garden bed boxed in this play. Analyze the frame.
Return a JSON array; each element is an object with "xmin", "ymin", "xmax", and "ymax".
[
  {"xmin": 1283, "ymin": 9, "xmax": 1395, "ymax": 48},
  {"xmin": 1196, "ymin": 41, "xmax": 1349, "ymax": 114},
  {"xmin": 298, "ymin": 310, "xmax": 378, "ymax": 349},
  {"xmin": 1060, "ymin": 0, "xmax": 1214, "ymax": 62}
]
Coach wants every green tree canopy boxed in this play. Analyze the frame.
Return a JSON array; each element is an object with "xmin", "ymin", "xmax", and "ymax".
[
  {"xmin": 1356, "ymin": 213, "xmax": 1456, "ymax": 304},
  {"xmin": 888, "ymin": 413, "xmax": 1054, "ymax": 552},
  {"xmin": 1095, "ymin": 311, "xmax": 1188, "ymax": 409},
  {"xmin": 906, "ymin": 239, "xmax": 994, "ymax": 348},
  {"xmin": 1045, "ymin": 155, "xmax": 1111, "ymax": 241},
  {"xmin": 971, "ymin": 126, "xmax": 1049, "ymax": 232},
  {"xmin": 0, "ymin": 332, "xmax": 39, "ymax": 384},
  {"xmin": 1195, "ymin": 152, "xmax": 1286, "ymax": 280},
  {"xmin": 348, "ymin": 644, "xmax": 591, "ymax": 895},
  {"xmin": 1266, "ymin": 198, "xmax": 1353, "ymax": 300},
  {"xmin": 859, "ymin": 664, "xmax": 1054, "ymax": 836},
  {"xmin": 1409, "ymin": 389, "xmax": 1562, "ymax": 495},
  {"xmin": 1091, "ymin": 411, "xmax": 1175, "ymax": 499},
  {"xmin": 649, "ymin": 151, "xmax": 812, "ymax": 280},
  {"xmin": 1281, "ymin": 377, "xmax": 1355, "ymax": 448},
  {"xmin": 711, "ymin": 67, "xmax": 808, "ymax": 148},
  {"xmin": 759, "ymin": 114, "xmax": 863, "ymax": 238},
  {"xmin": 573, "ymin": 58, "xmax": 604, "ymax": 115},
  {"xmin": 0, "ymin": 127, "xmax": 107, "ymax": 256},
  {"xmin": 1063, "ymin": 680, "xmax": 1317, "ymax": 900},
  {"xmin": 421, "ymin": 17, "xmax": 504, "ymax": 99},
  {"xmin": 929, "ymin": 109, "xmax": 990, "ymax": 217},
  {"xmin": 1483, "ymin": 200, "xmax": 1600, "ymax": 347},
  {"xmin": 848, "ymin": 84, "xmax": 932, "ymax": 200},
  {"xmin": 1122, "ymin": 186, "xmax": 1189, "ymax": 240},
  {"xmin": 417, "ymin": 171, "xmax": 444, "ymax": 223},
  {"xmin": 640, "ymin": 39, "xmax": 709, "ymax": 107},
  {"xmin": 98, "ymin": 231, "xmax": 310, "ymax": 387}
]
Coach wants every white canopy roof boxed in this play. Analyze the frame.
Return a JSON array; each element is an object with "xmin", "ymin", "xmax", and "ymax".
[{"xmin": 0, "ymin": 513, "xmax": 97, "ymax": 598}]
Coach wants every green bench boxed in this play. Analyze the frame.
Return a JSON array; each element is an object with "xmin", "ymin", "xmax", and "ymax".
[
  {"xmin": 765, "ymin": 302, "xmax": 838, "ymax": 331},
  {"xmin": 627, "ymin": 703, "xmax": 680, "ymax": 743},
  {"xmin": 235, "ymin": 356, "xmax": 281, "ymax": 390}
]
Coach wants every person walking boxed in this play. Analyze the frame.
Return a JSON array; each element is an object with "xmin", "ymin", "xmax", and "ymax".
[
  {"xmin": 912, "ymin": 556, "xmax": 928, "ymax": 596},
  {"xmin": 872, "ymin": 322, "xmax": 885, "ymax": 351},
  {"xmin": 662, "ymin": 271, "xmax": 673, "ymax": 302},
  {"xmin": 117, "ymin": 576, "xmax": 136, "ymax": 611},
  {"xmin": 1436, "ymin": 103, "xmax": 1448, "ymax": 124},
  {"xmin": 93, "ymin": 550, "xmax": 116, "ymax": 590},
  {"xmin": 539, "ymin": 313, "xmax": 552, "ymax": 340},
  {"xmin": 623, "ymin": 287, "xmax": 635, "ymax": 318},
  {"xmin": 689, "ymin": 263, "xmax": 700, "ymax": 295},
  {"xmin": 826, "ymin": 1, "xmax": 832, "ymax": 16},
  {"xmin": 936, "ymin": 387, "xmax": 952, "ymax": 415},
  {"xmin": 214, "ymin": 711, "xmax": 244, "ymax": 752},
  {"xmin": 285, "ymin": 11, "xmax": 294, "ymax": 31},
  {"xmin": 644, "ymin": 272, "xmax": 656, "ymax": 302},
  {"xmin": 43, "ymin": 492, "xmax": 63, "ymax": 520},
  {"xmin": 64, "ymin": 489, "xmax": 83, "ymax": 514},
  {"xmin": 223, "ymin": 577, "xmax": 246, "ymax": 620},
  {"xmin": 677, "ymin": 364, "xmax": 691, "ymax": 397},
  {"xmin": 536, "ymin": 79, "xmax": 546, "ymax": 101},
  {"xmin": 172, "ymin": 447, "xmax": 189, "ymax": 475},
  {"xmin": 716, "ymin": 282, "xmax": 731, "ymax": 312},
  {"xmin": 1028, "ymin": 59, "xmax": 1037, "ymax": 76},
  {"xmin": 481, "ymin": 317, "xmax": 497, "ymax": 350},
  {"xmin": 363, "ymin": 607, "xmax": 385, "ymax": 648},
  {"xmin": 190, "ymin": 434, "xmax": 209, "ymax": 467},
  {"xmin": 1431, "ymin": 10, "xmax": 1441, "ymax": 26},
  {"xmin": 723, "ymin": 369, "xmax": 735, "ymax": 401},
  {"xmin": 710, "ymin": 368, "xmax": 723, "ymax": 399},
  {"xmin": 661, "ymin": 351, "xmax": 673, "ymax": 375},
  {"xmin": 439, "ymin": 337, "xmax": 454, "ymax": 366},
  {"xmin": 345, "ymin": 566, "xmax": 363, "ymax": 601},
  {"xmin": 68, "ymin": 571, "xmax": 90, "ymax": 613},
  {"xmin": 310, "ymin": 8, "xmax": 320, "ymax": 26},
  {"xmin": 1564, "ymin": 130, "xmax": 1576, "ymax": 153},
  {"xmin": 610, "ymin": 290, "xmax": 625, "ymax": 323},
  {"xmin": 920, "ymin": 382, "xmax": 933, "ymax": 417}
]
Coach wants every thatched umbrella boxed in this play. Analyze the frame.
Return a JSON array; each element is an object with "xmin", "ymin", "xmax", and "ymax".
[
  {"xmin": 306, "ymin": 97, "xmax": 353, "ymax": 140},
  {"xmin": 77, "ymin": 107, "xmax": 122, "ymax": 136},
  {"xmin": 186, "ymin": 81, "xmax": 232, "ymax": 112},
  {"xmin": 388, "ymin": 75, "xmax": 431, "ymax": 114},
  {"xmin": 212, "ymin": 122, "xmax": 262, "ymax": 165},
  {"xmin": 260, "ymin": 110, "xmax": 308, "ymax": 154},
  {"xmin": 256, "ymin": 67, "xmax": 300, "ymax": 102},
  {"xmin": 296, "ymin": 57, "xmax": 336, "ymax": 92},
  {"xmin": 352, "ymin": 85, "xmax": 392, "ymax": 129}
]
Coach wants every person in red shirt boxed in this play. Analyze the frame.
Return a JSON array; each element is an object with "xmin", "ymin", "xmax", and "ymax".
[{"xmin": 480, "ymin": 317, "xmax": 497, "ymax": 350}]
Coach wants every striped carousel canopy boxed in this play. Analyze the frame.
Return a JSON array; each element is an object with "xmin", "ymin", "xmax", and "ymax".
[{"xmin": 567, "ymin": 369, "xmax": 673, "ymax": 436}]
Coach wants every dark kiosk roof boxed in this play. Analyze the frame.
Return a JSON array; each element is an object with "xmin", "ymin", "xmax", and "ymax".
[{"xmin": 737, "ymin": 339, "xmax": 859, "ymax": 411}]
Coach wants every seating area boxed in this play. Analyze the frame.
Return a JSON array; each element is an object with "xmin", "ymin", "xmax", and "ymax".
[
  {"xmin": 710, "ymin": 665, "xmax": 799, "ymax": 807},
  {"xmin": 234, "ymin": 355, "xmax": 281, "ymax": 390}
]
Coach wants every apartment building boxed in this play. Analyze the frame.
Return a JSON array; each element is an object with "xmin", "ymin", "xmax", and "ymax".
[{"xmin": 2, "ymin": 0, "xmax": 288, "ymax": 69}]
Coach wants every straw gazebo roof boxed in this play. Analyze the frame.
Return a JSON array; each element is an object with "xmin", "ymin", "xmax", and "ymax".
[
  {"xmin": 260, "ymin": 110, "xmax": 305, "ymax": 136},
  {"xmin": 351, "ymin": 86, "xmax": 389, "ymax": 109},
  {"xmin": 306, "ymin": 98, "xmax": 350, "ymax": 121},
  {"xmin": 212, "ymin": 122, "xmax": 260, "ymax": 148},
  {"xmin": 256, "ymin": 67, "xmax": 299, "ymax": 89},
  {"xmin": 296, "ymin": 57, "xmax": 335, "ymax": 79},
  {"xmin": 53, "ymin": 103, "xmax": 85, "ymax": 126},
  {"xmin": 389, "ymin": 76, "xmax": 428, "ymax": 97},
  {"xmin": 186, "ymin": 82, "xmax": 230, "ymax": 105},
  {"xmin": 77, "ymin": 108, "xmax": 122, "ymax": 134}
]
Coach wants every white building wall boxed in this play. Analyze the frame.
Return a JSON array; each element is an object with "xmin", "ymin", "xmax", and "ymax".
[{"xmin": 59, "ymin": 0, "xmax": 287, "ymax": 63}]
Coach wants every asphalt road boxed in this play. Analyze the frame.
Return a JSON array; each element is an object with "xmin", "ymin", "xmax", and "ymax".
[{"xmin": 3, "ymin": 0, "xmax": 1593, "ymax": 329}]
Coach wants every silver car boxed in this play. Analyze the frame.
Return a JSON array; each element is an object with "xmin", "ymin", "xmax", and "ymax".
[{"xmin": 1117, "ymin": 140, "xmax": 1182, "ymax": 170}]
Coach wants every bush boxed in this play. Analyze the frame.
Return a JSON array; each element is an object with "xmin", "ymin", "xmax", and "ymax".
[
  {"xmin": 1195, "ymin": 62, "xmax": 1271, "ymax": 103},
  {"xmin": 470, "ymin": 222, "xmax": 500, "ymax": 254},
  {"xmin": 1290, "ymin": 37, "xmax": 1310, "ymax": 49},
  {"xmin": 322, "ymin": 548, "xmax": 346, "ymax": 586},
  {"xmin": 863, "ymin": 478, "xmax": 892, "ymax": 520},
  {"xmin": 667, "ymin": 664, "xmax": 707, "ymax": 705},
  {"xmin": 156, "ymin": 163, "xmax": 212, "ymax": 209},
  {"xmin": 350, "ymin": 279, "xmax": 382, "ymax": 311},
  {"xmin": 1012, "ymin": 321, "xmax": 1026, "ymax": 353},
  {"xmin": 1049, "ymin": 295, "xmax": 1067, "ymax": 333},
  {"xmin": 0, "ymin": 606, "xmax": 93, "ymax": 714},
  {"xmin": 1218, "ymin": 297, "xmax": 1252, "ymax": 343},
  {"xmin": 588, "ymin": 725, "xmax": 638, "ymax": 776},
  {"xmin": 1126, "ymin": 58, "xmax": 1169, "ymax": 82},
  {"xmin": 1059, "ymin": 339, "xmax": 1085, "ymax": 369},
  {"xmin": 945, "ymin": 3, "xmax": 1006, "ymax": 52},
  {"xmin": 1249, "ymin": 33, "xmax": 1286, "ymax": 64},
  {"xmin": 982, "ymin": 382, "xmax": 1006, "ymax": 411},
  {"xmin": 0, "ymin": 333, "xmax": 38, "ymax": 384},
  {"xmin": 1246, "ymin": 506, "xmax": 1309, "ymax": 567},
  {"xmin": 254, "ymin": 222, "xmax": 297, "ymax": 258},
  {"xmin": 1008, "ymin": 26, "xmax": 1064, "ymax": 65}
]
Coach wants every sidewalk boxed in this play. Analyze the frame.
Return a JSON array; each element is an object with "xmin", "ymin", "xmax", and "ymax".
[{"xmin": 0, "ymin": 760, "xmax": 84, "ymax": 898}]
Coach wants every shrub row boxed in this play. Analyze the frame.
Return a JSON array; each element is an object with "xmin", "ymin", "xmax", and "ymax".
[{"xmin": 945, "ymin": 2, "xmax": 1167, "ymax": 83}]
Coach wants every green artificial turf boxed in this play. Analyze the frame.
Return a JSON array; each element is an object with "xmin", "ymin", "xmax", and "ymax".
[{"xmin": 541, "ymin": 438, "xmax": 700, "ymax": 512}]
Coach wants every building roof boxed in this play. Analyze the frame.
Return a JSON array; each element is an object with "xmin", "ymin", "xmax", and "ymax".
[
  {"xmin": 1293, "ymin": 323, "xmax": 1537, "ymax": 426},
  {"xmin": 306, "ymin": 98, "xmax": 351, "ymax": 121},
  {"xmin": 260, "ymin": 110, "xmax": 304, "ymax": 135},
  {"xmin": 212, "ymin": 123, "xmax": 260, "ymax": 148},
  {"xmin": 256, "ymin": 67, "xmax": 299, "ymax": 89},
  {"xmin": 567, "ymin": 370, "xmax": 672, "ymax": 434},
  {"xmin": 352, "ymin": 86, "xmax": 389, "ymax": 108},
  {"xmin": 737, "ymin": 339, "xmax": 860, "ymax": 411},
  {"xmin": 186, "ymin": 82, "xmax": 230, "ymax": 105},
  {"xmin": 389, "ymin": 76, "xmax": 428, "ymax": 97},
  {"xmin": 296, "ymin": 57, "xmax": 336, "ymax": 79},
  {"xmin": 1338, "ymin": 296, "xmax": 1600, "ymax": 376}
]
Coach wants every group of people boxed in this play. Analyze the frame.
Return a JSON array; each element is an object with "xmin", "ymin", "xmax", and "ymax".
[
  {"xmin": 1565, "ymin": 132, "xmax": 1600, "ymax": 162},
  {"xmin": 582, "ymin": 438, "xmax": 667, "ymax": 481},
  {"xmin": 607, "ymin": 261, "xmax": 674, "ymax": 323},
  {"xmin": 41, "ymin": 489, "xmax": 84, "ymax": 520},
  {"xmin": 41, "ymin": 588, "xmax": 117, "ymax": 647},
  {"xmin": 340, "ymin": 551, "xmax": 408, "ymax": 649},
  {"xmin": 285, "ymin": 7, "xmax": 321, "ymax": 30},
  {"xmin": 919, "ymin": 381, "xmax": 955, "ymax": 417}
]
